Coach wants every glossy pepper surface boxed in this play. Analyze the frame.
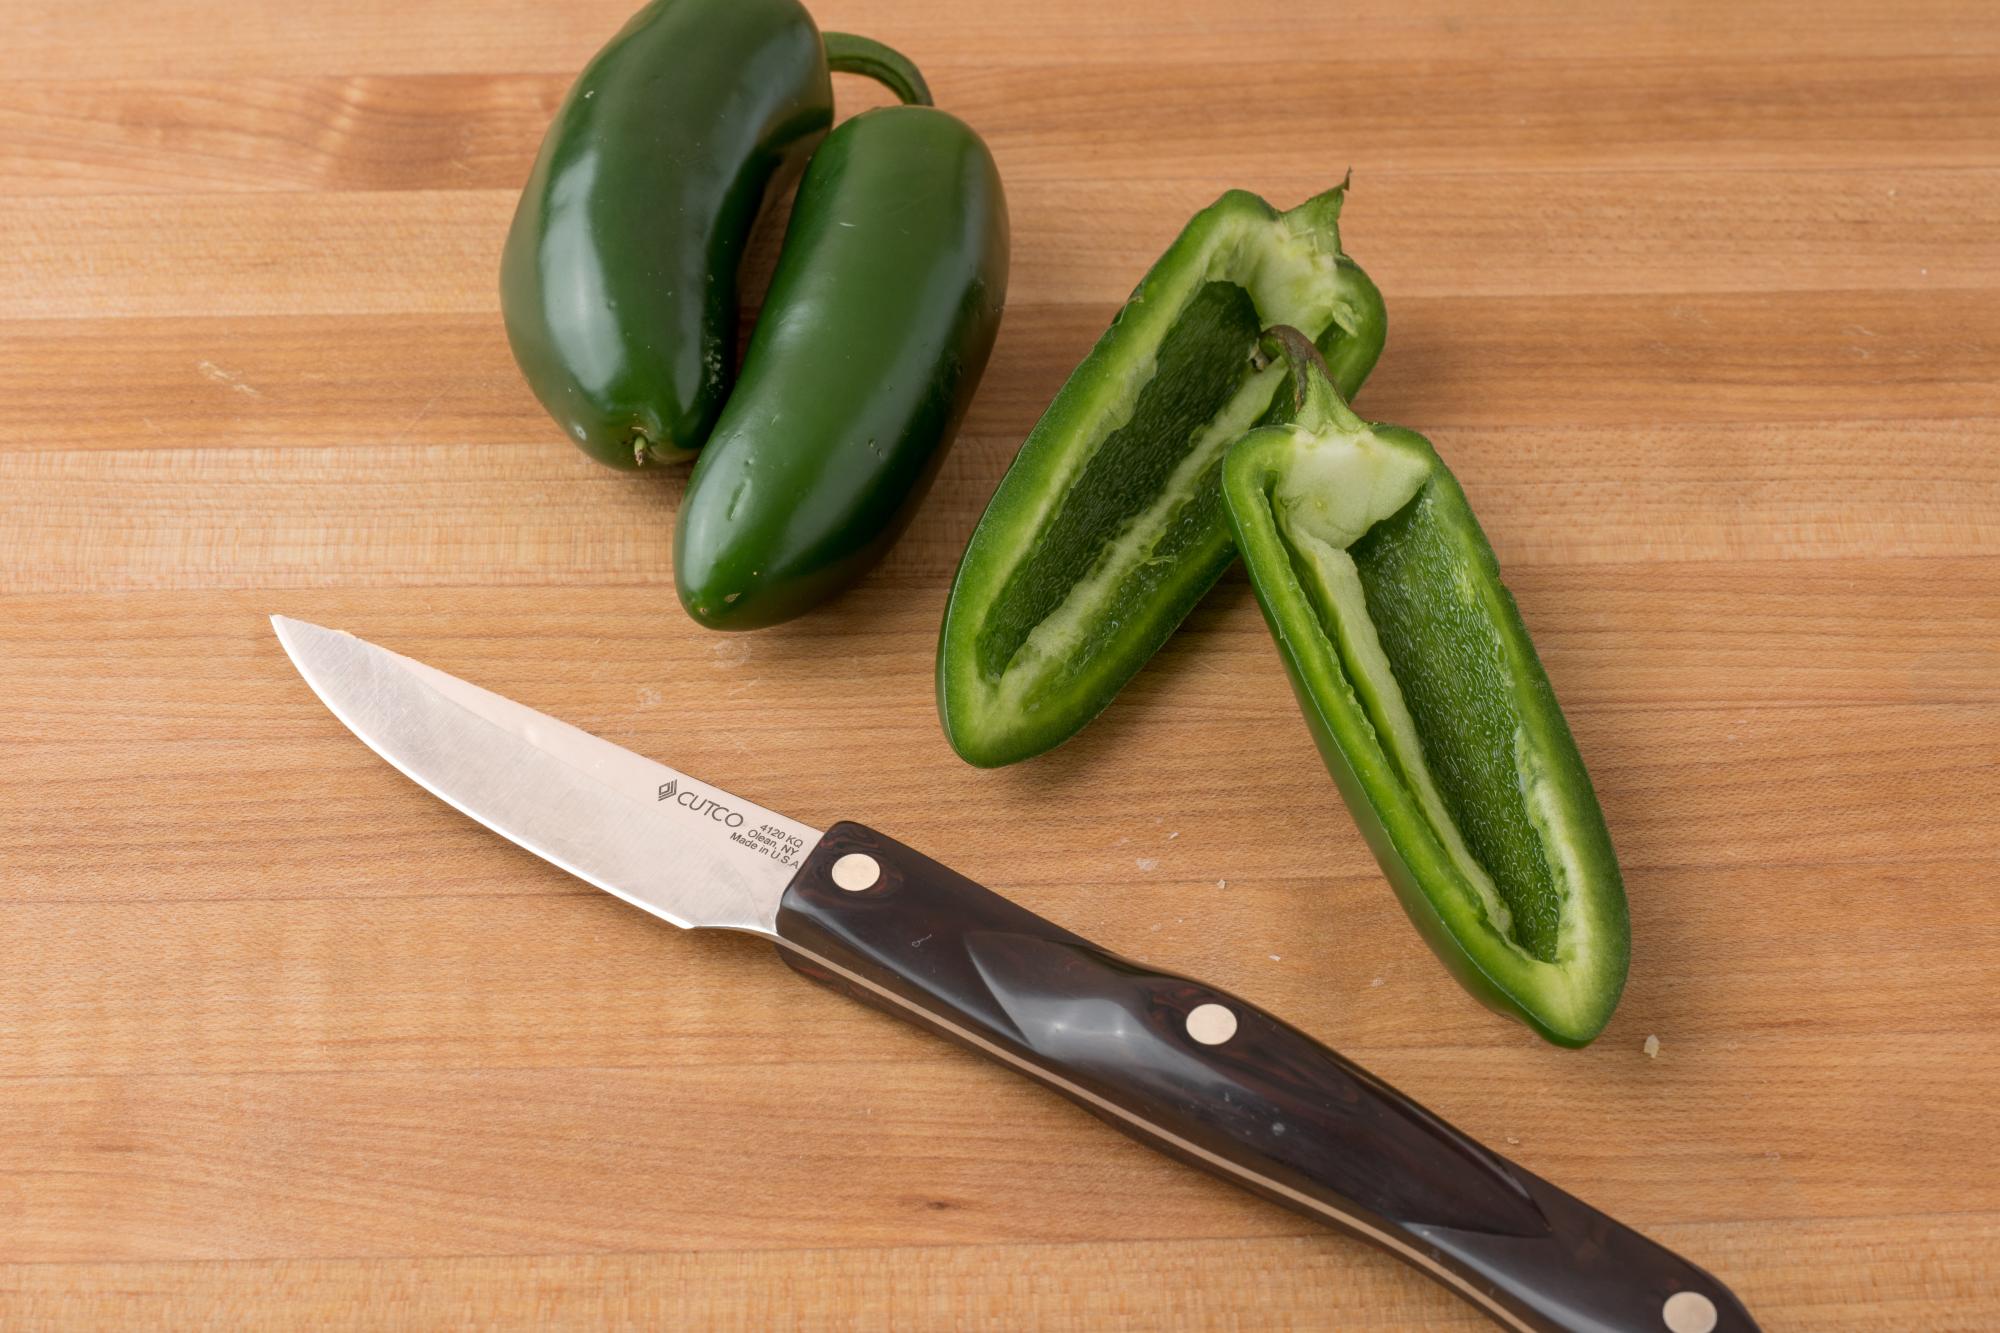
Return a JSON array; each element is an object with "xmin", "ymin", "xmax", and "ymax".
[
  {"xmin": 1222, "ymin": 329, "xmax": 1629, "ymax": 1046},
  {"xmin": 675, "ymin": 106, "xmax": 1008, "ymax": 629},
  {"xmin": 499, "ymin": 0, "xmax": 929, "ymax": 468},
  {"xmin": 936, "ymin": 184, "xmax": 1385, "ymax": 766}
]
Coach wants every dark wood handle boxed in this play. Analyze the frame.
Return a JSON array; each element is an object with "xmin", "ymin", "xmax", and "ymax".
[{"xmin": 774, "ymin": 822, "xmax": 1759, "ymax": 1333}]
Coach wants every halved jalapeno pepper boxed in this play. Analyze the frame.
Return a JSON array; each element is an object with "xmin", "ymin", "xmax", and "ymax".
[
  {"xmin": 937, "ymin": 184, "xmax": 1384, "ymax": 766},
  {"xmin": 1222, "ymin": 328, "xmax": 1630, "ymax": 1046}
]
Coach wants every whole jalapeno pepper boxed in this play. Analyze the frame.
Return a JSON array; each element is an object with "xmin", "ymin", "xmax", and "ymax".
[
  {"xmin": 674, "ymin": 106, "xmax": 1009, "ymax": 629},
  {"xmin": 500, "ymin": 0, "xmax": 929, "ymax": 468}
]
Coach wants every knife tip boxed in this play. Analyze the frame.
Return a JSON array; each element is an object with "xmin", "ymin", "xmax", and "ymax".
[{"xmin": 269, "ymin": 615, "xmax": 332, "ymax": 654}]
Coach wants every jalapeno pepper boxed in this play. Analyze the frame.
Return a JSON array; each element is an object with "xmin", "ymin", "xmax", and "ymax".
[
  {"xmin": 499, "ymin": 0, "xmax": 929, "ymax": 469},
  {"xmin": 936, "ymin": 184, "xmax": 1385, "ymax": 767},
  {"xmin": 1221, "ymin": 327, "xmax": 1629, "ymax": 1046},
  {"xmin": 674, "ymin": 106, "xmax": 1008, "ymax": 629}
]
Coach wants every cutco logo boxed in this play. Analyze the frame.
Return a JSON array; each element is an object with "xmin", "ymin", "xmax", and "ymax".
[{"xmin": 657, "ymin": 778, "xmax": 745, "ymax": 828}]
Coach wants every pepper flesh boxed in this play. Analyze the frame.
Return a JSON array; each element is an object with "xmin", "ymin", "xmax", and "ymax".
[
  {"xmin": 499, "ymin": 0, "xmax": 929, "ymax": 469},
  {"xmin": 675, "ymin": 106, "xmax": 1009, "ymax": 629},
  {"xmin": 1221, "ymin": 329, "xmax": 1629, "ymax": 1046},
  {"xmin": 937, "ymin": 185, "xmax": 1385, "ymax": 766}
]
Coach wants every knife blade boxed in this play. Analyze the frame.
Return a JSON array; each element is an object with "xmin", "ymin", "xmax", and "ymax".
[{"xmin": 272, "ymin": 616, "xmax": 1757, "ymax": 1333}]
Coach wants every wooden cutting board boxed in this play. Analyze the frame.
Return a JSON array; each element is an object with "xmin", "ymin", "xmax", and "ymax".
[{"xmin": 3, "ymin": 1, "xmax": 1996, "ymax": 1327}]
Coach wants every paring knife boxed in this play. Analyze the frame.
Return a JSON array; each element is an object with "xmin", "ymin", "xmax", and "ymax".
[{"xmin": 272, "ymin": 616, "xmax": 1757, "ymax": 1333}]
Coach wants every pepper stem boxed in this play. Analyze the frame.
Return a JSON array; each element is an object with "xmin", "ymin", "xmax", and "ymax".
[
  {"xmin": 823, "ymin": 33, "xmax": 934, "ymax": 107},
  {"xmin": 1260, "ymin": 325, "xmax": 1367, "ymax": 435},
  {"xmin": 630, "ymin": 428, "xmax": 682, "ymax": 468}
]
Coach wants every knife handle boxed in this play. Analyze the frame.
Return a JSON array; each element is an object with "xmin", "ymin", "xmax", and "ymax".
[{"xmin": 773, "ymin": 822, "xmax": 1756, "ymax": 1333}]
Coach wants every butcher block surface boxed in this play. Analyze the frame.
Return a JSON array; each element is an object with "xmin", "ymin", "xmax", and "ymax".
[{"xmin": 3, "ymin": 1, "xmax": 1997, "ymax": 1327}]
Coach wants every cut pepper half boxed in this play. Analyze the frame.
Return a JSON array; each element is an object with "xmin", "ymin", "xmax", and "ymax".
[
  {"xmin": 938, "ymin": 184, "xmax": 1385, "ymax": 767},
  {"xmin": 1222, "ymin": 328, "xmax": 1629, "ymax": 1046}
]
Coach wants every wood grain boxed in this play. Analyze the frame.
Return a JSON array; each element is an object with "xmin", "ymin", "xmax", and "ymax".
[
  {"xmin": 2, "ymin": 0, "xmax": 1996, "ymax": 1328},
  {"xmin": 6, "ymin": 174, "xmax": 1999, "ymax": 315}
]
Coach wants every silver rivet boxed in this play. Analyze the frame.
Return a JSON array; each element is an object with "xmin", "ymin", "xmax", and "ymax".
[
  {"xmin": 1662, "ymin": 1291, "xmax": 1718, "ymax": 1333},
  {"xmin": 1185, "ymin": 1003, "xmax": 1238, "ymax": 1045},
  {"xmin": 830, "ymin": 853, "xmax": 880, "ymax": 892}
]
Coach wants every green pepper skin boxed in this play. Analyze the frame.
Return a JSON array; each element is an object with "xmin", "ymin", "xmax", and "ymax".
[
  {"xmin": 935, "ymin": 186, "xmax": 1384, "ymax": 768},
  {"xmin": 1221, "ymin": 334, "xmax": 1628, "ymax": 1046},
  {"xmin": 499, "ymin": 0, "xmax": 927, "ymax": 469},
  {"xmin": 673, "ymin": 107, "xmax": 1008, "ymax": 629}
]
